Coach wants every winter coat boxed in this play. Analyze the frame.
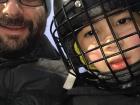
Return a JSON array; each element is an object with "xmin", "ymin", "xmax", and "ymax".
[
  {"xmin": 0, "ymin": 35, "xmax": 67, "ymax": 105},
  {"xmin": 63, "ymin": 74, "xmax": 140, "ymax": 105},
  {"xmin": 64, "ymin": 86, "xmax": 140, "ymax": 105}
]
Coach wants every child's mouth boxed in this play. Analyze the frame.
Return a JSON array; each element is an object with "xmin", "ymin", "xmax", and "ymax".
[
  {"xmin": 110, "ymin": 60, "xmax": 126, "ymax": 71},
  {"xmin": 109, "ymin": 57, "xmax": 129, "ymax": 72}
]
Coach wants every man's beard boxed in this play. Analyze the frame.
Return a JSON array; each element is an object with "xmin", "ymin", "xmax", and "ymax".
[{"xmin": 0, "ymin": 14, "xmax": 45, "ymax": 57}]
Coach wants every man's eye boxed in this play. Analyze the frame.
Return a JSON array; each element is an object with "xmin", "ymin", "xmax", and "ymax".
[{"xmin": 116, "ymin": 17, "xmax": 132, "ymax": 25}]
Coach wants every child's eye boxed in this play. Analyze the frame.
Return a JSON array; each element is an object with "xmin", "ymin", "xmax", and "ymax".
[
  {"xmin": 116, "ymin": 17, "xmax": 132, "ymax": 26},
  {"xmin": 84, "ymin": 31, "xmax": 96, "ymax": 37}
]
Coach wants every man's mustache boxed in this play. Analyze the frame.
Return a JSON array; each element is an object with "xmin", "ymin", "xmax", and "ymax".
[{"xmin": 0, "ymin": 15, "xmax": 32, "ymax": 27}]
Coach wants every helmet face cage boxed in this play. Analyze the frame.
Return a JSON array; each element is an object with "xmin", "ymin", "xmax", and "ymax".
[{"xmin": 51, "ymin": 0, "xmax": 140, "ymax": 89}]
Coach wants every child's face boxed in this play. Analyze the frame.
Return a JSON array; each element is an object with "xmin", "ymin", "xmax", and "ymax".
[{"xmin": 77, "ymin": 10, "xmax": 140, "ymax": 73}]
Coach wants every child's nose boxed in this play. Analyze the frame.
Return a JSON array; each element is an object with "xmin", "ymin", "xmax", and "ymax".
[
  {"xmin": 95, "ymin": 19, "xmax": 122, "ymax": 56},
  {"xmin": 103, "ymin": 39, "xmax": 119, "ymax": 56}
]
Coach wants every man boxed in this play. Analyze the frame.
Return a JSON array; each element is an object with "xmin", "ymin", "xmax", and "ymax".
[
  {"xmin": 51, "ymin": 0, "xmax": 140, "ymax": 105},
  {"xmin": 0, "ymin": 0, "xmax": 67, "ymax": 105}
]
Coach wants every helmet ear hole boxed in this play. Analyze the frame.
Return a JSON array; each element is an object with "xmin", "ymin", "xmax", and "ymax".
[
  {"xmin": 63, "ymin": 36, "xmax": 84, "ymax": 71},
  {"xmin": 74, "ymin": 42, "xmax": 86, "ymax": 65},
  {"xmin": 73, "ymin": 42, "xmax": 97, "ymax": 71}
]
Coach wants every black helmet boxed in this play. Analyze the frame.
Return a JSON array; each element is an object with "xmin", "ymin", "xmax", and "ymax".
[{"xmin": 51, "ymin": 0, "xmax": 140, "ymax": 90}]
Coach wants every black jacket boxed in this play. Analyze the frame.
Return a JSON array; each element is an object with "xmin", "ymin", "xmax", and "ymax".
[
  {"xmin": 0, "ymin": 35, "xmax": 67, "ymax": 105},
  {"xmin": 64, "ymin": 77, "xmax": 140, "ymax": 105},
  {"xmin": 64, "ymin": 86, "xmax": 140, "ymax": 105}
]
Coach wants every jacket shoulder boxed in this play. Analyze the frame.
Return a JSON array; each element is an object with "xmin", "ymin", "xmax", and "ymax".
[
  {"xmin": 3, "ymin": 59, "xmax": 67, "ymax": 94},
  {"xmin": 65, "ymin": 87, "xmax": 140, "ymax": 105}
]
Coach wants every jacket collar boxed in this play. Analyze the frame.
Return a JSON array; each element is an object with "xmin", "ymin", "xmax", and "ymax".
[{"xmin": 32, "ymin": 34, "xmax": 60, "ymax": 60}]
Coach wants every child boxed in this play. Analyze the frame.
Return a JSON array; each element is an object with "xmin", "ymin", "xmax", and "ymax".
[
  {"xmin": 76, "ymin": 10, "xmax": 140, "ymax": 73},
  {"xmin": 51, "ymin": 0, "xmax": 140, "ymax": 105}
]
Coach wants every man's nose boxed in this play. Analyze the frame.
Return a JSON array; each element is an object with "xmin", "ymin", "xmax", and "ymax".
[{"xmin": 2, "ymin": 0, "xmax": 23, "ymax": 18}]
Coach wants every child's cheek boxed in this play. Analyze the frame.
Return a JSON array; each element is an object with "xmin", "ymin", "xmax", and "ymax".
[
  {"xmin": 86, "ymin": 49, "xmax": 103, "ymax": 62},
  {"xmin": 129, "ymin": 35, "xmax": 140, "ymax": 46}
]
